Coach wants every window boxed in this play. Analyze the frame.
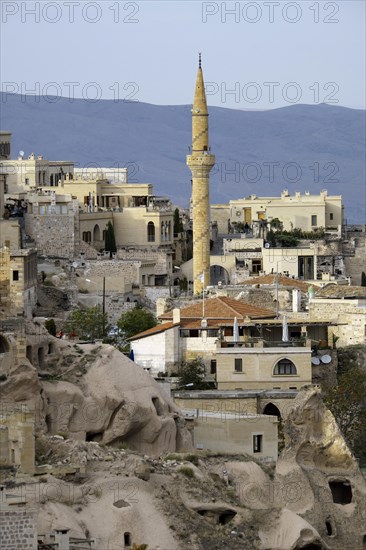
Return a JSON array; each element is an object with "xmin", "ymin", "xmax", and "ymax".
[
  {"xmin": 147, "ymin": 221, "xmax": 155, "ymax": 242},
  {"xmin": 234, "ymin": 358, "xmax": 243, "ymax": 372},
  {"xmin": 273, "ymin": 359, "xmax": 297, "ymax": 375},
  {"xmin": 311, "ymin": 215, "xmax": 317, "ymax": 226},
  {"xmin": 210, "ymin": 360, "xmax": 217, "ymax": 374},
  {"xmin": 253, "ymin": 434, "xmax": 263, "ymax": 453},
  {"xmin": 12, "ymin": 270, "xmax": 19, "ymax": 281},
  {"xmin": 330, "ymin": 213, "xmax": 334, "ymax": 220},
  {"xmin": 328, "ymin": 480, "xmax": 352, "ymax": 504},
  {"xmin": 25, "ymin": 178, "xmax": 29, "ymax": 185}
]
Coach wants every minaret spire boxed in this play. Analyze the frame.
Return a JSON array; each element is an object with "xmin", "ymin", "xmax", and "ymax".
[{"xmin": 186, "ymin": 56, "xmax": 215, "ymax": 294}]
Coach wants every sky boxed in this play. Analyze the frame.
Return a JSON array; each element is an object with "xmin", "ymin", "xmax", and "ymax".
[{"xmin": 1, "ymin": 0, "xmax": 365, "ymax": 110}]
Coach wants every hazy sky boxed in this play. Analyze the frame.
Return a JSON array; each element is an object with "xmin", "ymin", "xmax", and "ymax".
[{"xmin": 1, "ymin": 0, "xmax": 365, "ymax": 109}]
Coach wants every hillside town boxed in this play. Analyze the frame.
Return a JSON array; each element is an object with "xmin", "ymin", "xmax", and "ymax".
[{"xmin": 1, "ymin": 59, "xmax": 366, "ymax": 550}]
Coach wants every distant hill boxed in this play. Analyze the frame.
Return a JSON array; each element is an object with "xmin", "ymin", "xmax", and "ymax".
[{"xmin": 1, "ymin": 93, "xmax": 365, "ymax": 222}]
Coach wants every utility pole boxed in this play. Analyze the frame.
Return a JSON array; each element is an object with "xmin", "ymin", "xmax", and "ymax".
[{"xmin": 102, "ymin": 276, "xmax": 106, "ymax": 337}]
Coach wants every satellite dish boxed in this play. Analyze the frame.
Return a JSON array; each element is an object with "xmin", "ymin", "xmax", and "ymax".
[
  {"xmin": 72, "ymin": 261, "xmax": 78, "ymax": 269},
  {"xmin": 320, "ymin": 355, "xmax": 332, "ymax": 364},
  {"xmin": 19, "ymin": 150, "xmax": 24, "ymax": 157},
  {"xmin": 311, "ymin": 357, "xmax": 320, "ymax": 365}
]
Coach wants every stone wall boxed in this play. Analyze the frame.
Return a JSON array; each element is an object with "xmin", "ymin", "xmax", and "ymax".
[
  {"xmin": 310, "ymin": 299, "xmax": 366, "ymax": 347},
  {"xmin": 0, "ymin": 507, "xmax": 37, "ymax": 550},
  {"xmin": 117, "ymin": 248, "xmax": 172, "ymax": 276},
  {"xmin": 24, "ymin": 213, "xmax": 76, "ymax": 259}
]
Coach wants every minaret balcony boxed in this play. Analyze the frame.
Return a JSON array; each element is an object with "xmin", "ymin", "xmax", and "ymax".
[{"xmin": 186, "ymin": 153, "xmax": 215, "ymax": 167}]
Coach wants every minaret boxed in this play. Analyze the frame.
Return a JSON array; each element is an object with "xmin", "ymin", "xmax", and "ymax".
[{"xmin": 187, "ymin": 54, "xmax": 215, "ymax": 294}]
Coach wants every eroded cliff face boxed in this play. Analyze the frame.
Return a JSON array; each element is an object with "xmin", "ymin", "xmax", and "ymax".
[
  {"xmin": 40, "ymin": 344, "xmax": 193, "ymax": 456},
  {"xmin": 261, "ymin": 387, "xmax": 366, "ymax": 550},
  {"xmin": 2, "ymin": 327, "xmax": 366, "ymax": 549}
]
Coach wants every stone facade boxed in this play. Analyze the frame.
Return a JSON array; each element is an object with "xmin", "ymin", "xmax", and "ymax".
[
  {"xmin": 212, "ymin": 189, "xmax": 343, "ymax": 233},
  {"xmin": 216, "ymin": 345, "xmax": 312, "ymax": 390},
  {"xmin": 310, "ymin": 298, "xmax": 366, "ymax": 347},
  {"xmin": 0, "ymin": 506, "xmax": 37, "ymax": 550},
  {"xmin": 192, "ymin": 411, "xmax": 278, "ymax": 461},
  {"xmin": 0, "ymin": 407, "xmax": 35, "ymax": 475}
]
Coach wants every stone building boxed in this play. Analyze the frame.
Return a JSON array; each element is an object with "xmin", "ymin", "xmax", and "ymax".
[
  {"xmin": 0, "ymin": 488, "xmax": 37, "ymax": 550},
  {"xmin": 0, "ymin": 406, "xmax": 35, "ymax": 475},
  {"xmin": 186, "ymin": 55, "xmax": 215, "ymax": 294},
  {"xmin": 212, "ymin": 189, "xmax": 343, "ymax": 234}
]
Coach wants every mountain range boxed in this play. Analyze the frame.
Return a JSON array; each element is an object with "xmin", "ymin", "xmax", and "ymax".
[{"xmin": 1, "ymin": 93, "xmax": 365, "ymax": 222}]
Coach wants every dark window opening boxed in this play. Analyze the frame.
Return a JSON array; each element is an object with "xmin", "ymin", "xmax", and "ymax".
[
  {"xmin": 274, "ymin": 358, "xmax": 297, "ymax": 375},
  {"xmin": 0, "ymin": 336, "xmax": 10, "ymax": 354},
  {"xmin": 330, "ymin": 213, "xmax": 334, "ymax": 220},
  {"xmin": 124, "ymin": 532, "xmax": 131, "ymax": 547},
  {"xmin": 329, "ymin": 480, "xmax": 352, "ymax": 504},
  {"xmin": 26, "ymin": 345, "xmax": 32, "ymax": 364},
  {"xmin": 253, "ymin": 434, "xmax": 263, "ymax": 453},
  {"xmin": 48, "ymin": 343, "xmax": 54, "ymax": 355},
  {"xmin": 325, "ymin": 520, "xmax": 334, "ymax": 536},
  {"xmin": 210, "ymin": 360, "xmax": 217, "ymax": 374},
  {"xmin": 147, "ymin": 221, "xmax": 155, "ymax": 242},
  {"xmin": 234, "ymin": 358, "xmax": 243, "ymax": 372},
  {"xmin": 12, "ymin": 270, "xmax": 19, "ymax": 281},
  {"xmin": 363, "ymin": 535, "xmax": 366, "ymax": 550},
  {"xmin": 38, "ymin": 347, "xmax": 45, "ymax": 368}
]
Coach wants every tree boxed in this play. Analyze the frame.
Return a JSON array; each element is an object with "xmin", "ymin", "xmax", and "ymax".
[
  {"xmin": 64, "ymin": 306, "xmax": 108, "ymax": 340},
  {"xmin": 173, "ymin": 207, "xmax": 184, "ymax": 234},
  {"xmin": 361, "ymin": 272, "xmax": 366, "ymax": 287},
  {"xmin": 323, "ymin": 366, "xmax": 366, "ymax": 464},
  {"xmin": 45, "ymin": 318, "xmax": 57, "ymax": 337},
  {"xmin": 177, "ymin": 357, "xmax": 212, "ymax": 390},
  {"xmin": 117, "ymin": 306, "xmax": 157, "ymax": 342},
  {"xmin": 105, "ymin": 221, "xmax": 117, "ymax": 258}
]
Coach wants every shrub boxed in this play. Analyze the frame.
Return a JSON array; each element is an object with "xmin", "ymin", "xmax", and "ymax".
[{"xmin": 178, "ymin": 466, "xmax": 195, "ymax": 478}]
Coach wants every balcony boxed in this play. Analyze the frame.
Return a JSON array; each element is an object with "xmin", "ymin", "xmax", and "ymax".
[{"xmin": 218, "ymin": 337, "xmax": 310, "ymax": 349}]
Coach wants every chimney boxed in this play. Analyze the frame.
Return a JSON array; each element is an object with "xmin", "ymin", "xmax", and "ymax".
[
  {"xmin": 54, "ymin": 529, "xmax": 70, "ymax": 550},
  {"xmin": 292, "ymin": 289, "xmax": 301, "ymax": 312},
  {"xmin": 173, "ymin": 308, "xmax": 180, "ymax": 324}
]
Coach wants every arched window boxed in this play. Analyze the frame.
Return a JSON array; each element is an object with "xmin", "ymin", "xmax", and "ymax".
[
  {"xmin": 147, "ymin": 222, "xmax": 155, "ymax": 242},
  {"xmin": 93, "ymin": 224, "xmax": 101, "ymax": 242},
  {"xmin": 273, "ymin": 358, "xmax": 297, "ymax": 375}
]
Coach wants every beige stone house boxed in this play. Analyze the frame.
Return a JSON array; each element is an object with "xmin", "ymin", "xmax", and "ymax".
[{"xmin": 212, "ymin": 189, "xmax": 343, "ymax": 234}]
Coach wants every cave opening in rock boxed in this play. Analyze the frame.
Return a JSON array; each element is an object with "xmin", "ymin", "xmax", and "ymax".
[
  {"xmin": 218, "ymin": 510, "xmax": 237, "ymax": 525},
  {"xmin": 363, "ymin": 534, "xmax": 366, "ymax": 550},
  {"xmin": 26, "ymin": 345, "xmax": 32, "ymax": 363},
  {"xmin": 296, "ymin": 545, "xmax": 323, "ymax": 550},
  {"xmin": 86, "ymin": 432, "xmax": 103, "ymax": 442},
  {"xmin": 325, "ymin": 520, "xmax": 333, "ymax": 536},
  {"xmin": 328, "ymin": 480, "xmax": 352, "ymax": 504}
]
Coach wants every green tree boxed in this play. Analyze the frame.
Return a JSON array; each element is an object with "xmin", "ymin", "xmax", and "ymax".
[
  {"xmin": 45, "ymin": 318, "xmax": 57, "ymax": 337},
  {"xmin": 118, "ymin": 306, "xmax": 157, "ymax": 341},
  {"xmin": 64, "ymin": 306, "xmax": 108, "ymax": 340},
  {"xmin": 173, "ymin": 207, "xmax": 184, "ymax": 234},
  {"xmin": 177, "ymin": 357, "xmax": 211, "ymax": 390},
  {"xmin": 361, "ymin": 272, "xmax": 366, "ymax": 287},
  {"xmin": 105, "ymin": 221, "xmax": 117, "ymax": 258},
  {"xmin": 323, "ymin": 366, "xmax": 366, "ymax": 464}
]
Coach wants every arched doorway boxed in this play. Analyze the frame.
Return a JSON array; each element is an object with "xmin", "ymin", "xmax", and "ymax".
[
  {"xmin": 0, "ymin": 335, "xmax": 10, "ymax": 354},
  {"xmin": 263, "ymin": 403, "xmax": 281, "ymax": 418},
  {"xmin": 210, "ymin": 265, "xmax": 230, "ymax": 285},
  {"xmin": 38, "ymin": 347, "xmax": 45, "ymax": 368}
]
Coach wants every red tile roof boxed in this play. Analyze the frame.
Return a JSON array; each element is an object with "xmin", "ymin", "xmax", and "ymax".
[
  {"xmin": 240, "ymin": 274, "xmax": 315, "ymax": 292},
  {"xmin": 160, "ymin": 296, "xmax": 275, "ymax": 323},
  {"xmin": 129, "ymin": 322, "xmax": 178, "ymax": 341}
]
